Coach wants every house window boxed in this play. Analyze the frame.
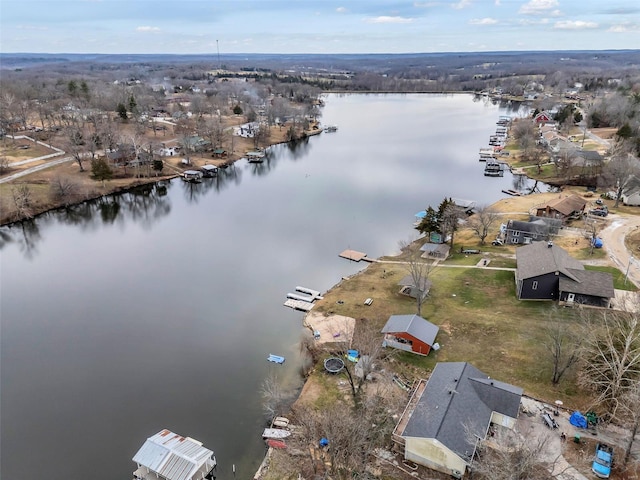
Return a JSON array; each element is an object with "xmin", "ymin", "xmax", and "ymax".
[
  {"xmin": 513, "ymin": 231, "xmax": 520, "ymax": 237},
  {"xmin": 512, "ymin": 238, "xmax": 519, "ymax": 244},
  {"xmin": 532, "ymin": 281, "xmax": 538, "ymax": 290}
]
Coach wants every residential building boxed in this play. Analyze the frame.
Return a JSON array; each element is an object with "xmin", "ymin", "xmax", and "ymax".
[{"xmin": 381, "ymin": 314, "xmax": 439, "ymax": 356}]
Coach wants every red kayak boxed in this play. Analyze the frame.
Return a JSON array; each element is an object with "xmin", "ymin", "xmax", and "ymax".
[{"xmin": 266, "ymin": 438, "xmax": 287, "ymax": 449}]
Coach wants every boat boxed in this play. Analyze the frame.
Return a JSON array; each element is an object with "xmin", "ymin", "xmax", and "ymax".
[
  {"xmin": 273, "ymin": 417, "xmax": 290, "ymax": 428},
  {"xmin": 502, "ymin": 189, "xmax": 522, "ymax": 196},
  {"xmin": 266, "ymin": 439, "xmax": 287, "ymax": 449},
  {"xmin": 323, "ymin": 125, "xmax": 338, "ymax": 132},
  {"xmin": 484, "ymin": 161, "xmax": 504, "ymax": 177},
  {"xmin": 262, "ymin": 428, "xmax": 291, "ymax": 439},
  {"xmin": 267, "ymin": 354, "xmax": 285, "ymax": 364}
]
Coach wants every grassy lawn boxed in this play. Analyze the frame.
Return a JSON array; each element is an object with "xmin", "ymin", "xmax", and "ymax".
[{"xmin": 312, "ymin": 260, "xmax": 590, "ymax": 408}]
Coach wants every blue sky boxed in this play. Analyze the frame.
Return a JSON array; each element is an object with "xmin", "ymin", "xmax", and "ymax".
[{"xmin": 1, "ymin": 0, "xmax": 639, "ymax": 54}]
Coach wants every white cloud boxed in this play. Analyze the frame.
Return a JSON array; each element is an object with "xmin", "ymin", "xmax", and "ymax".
[
  {"xmin": 495, "ymin": 0, "xmax": 501, "ymax": 5},
  {"xmin": 608, "ymin": 22, "xmax": 639, "ymax": 32},
  {"xmin": 414, "ymin": 1, "xmax": 442, "ymax": 6},
  {"xmin": 364, "ymin": 16, "xmax": 414, "ymax": 24},
  {"xmin": 554, "ymin": 20, "xmax": 598, "ymax": 30},
  {"xmin": 17, "ymin": 24, "xmax": 48, "ymax": 30},
  {"xmin": 136, "ymin": 26, "xmax": 160, "ymax": 32},
  {"xmin": 519, "ymin": 0, "xmax": 559, "ymax": 15},
  {"xmin": 451, "ymin": 0, "xmax": 471, "ymax": 9},
  {"xmin": 336, "ymin": 7, "xmax": 347, "ymax": 13},
  {"xmin": 469, "ymin": 17, "xmax": 498, "ymax": 25}
]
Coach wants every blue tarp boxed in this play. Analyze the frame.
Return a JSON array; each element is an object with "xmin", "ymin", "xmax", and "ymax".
[
  {"xmin": 319, "ymin": 438, "xmax": 329, "ymax": 447},
  {"xmin": 592, "ymin": 237, "xmax": 603, "ymax": 248},
  {"xmin": 570, "ymin": 411, "xmax": 588, "ymax": 429}
]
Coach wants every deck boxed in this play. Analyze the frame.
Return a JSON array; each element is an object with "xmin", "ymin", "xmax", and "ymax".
[
  {"xmin": 283, "ymin": 299, "xmax": 314, "ymax": 312},
  {"xmin": 338, "ymin": 249, "xmax": 372, "ymax": 262}
]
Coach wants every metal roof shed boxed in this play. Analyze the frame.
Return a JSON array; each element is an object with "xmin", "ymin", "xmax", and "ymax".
[{"xmin": 133, "ymin": 429, "xmax": 216, "ymax": 480}]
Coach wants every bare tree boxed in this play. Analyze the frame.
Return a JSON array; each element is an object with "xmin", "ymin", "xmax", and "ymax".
[
  {"xmin": 543, "ymin": 308, "xmax": 581, "ymax": 385},
  {"xmin": 398, "ymin": 238, "xmax": 437, "ymax": 316},
  {"xmin": 579, "ymin": 305, "xmax": 640, "ymax": 420},
  {"xmin": 0, "ymin": 156, "xmax": 9, "ymax": 174},
  {"xmin": 619, "ymin": 381, "xmax": 640, "ymax": 466},
  {"xmin": 50, "ymin": 175, "xmax": 79, "ymax": 203},
  {"xmin": 467, "ymin": 205, "xmax": 500, "ymax": 245},
  {"xmin": 470, "ymin": 426, "xmax": 561, "ymax": 480},
  {"xmin": 600, "ymin": 150, "xmax": 640, "ymax": 208},
  {"xmin": 11, "ymin": 184, "xmax": 33, "ymax": 220},
  {"xmin": 441, "ymin": 203, "xmax": 465, "ymax": 249}
]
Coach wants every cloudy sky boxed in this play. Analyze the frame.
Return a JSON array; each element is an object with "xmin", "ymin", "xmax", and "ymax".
[{"xmin": 1, "ymin": 0, "xmax": 638, "ymax": 54}]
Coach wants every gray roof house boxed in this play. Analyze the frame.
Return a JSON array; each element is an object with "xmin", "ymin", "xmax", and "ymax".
[
  {"xmin": 420, "ymin": 242, "xmax": 450, "ymax": 259},
  {"xmin": 504, "ymin": 219, "xmax": 550, "ymax": 245},
  {"xmin": 393, "ymin": 362, "xmax": 523, "ymax": 477},
  {"xmin": 381, "ymin": 314, "xmax": 439, "ymax": 356},
  {"xmin": 516, "ymin": 242, "xmax": 614, "ymax": 307}
]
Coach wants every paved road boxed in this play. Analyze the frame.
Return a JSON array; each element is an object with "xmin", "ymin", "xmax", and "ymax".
[{"xmin": 0, "ymin": 156, "xmax": 76, "ymax": 184}]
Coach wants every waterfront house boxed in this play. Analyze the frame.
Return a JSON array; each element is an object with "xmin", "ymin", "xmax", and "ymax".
[
  {"xmin": 622, "ymin": 183, "xmax": 640, "ymax": 206},
  {"xmin": 516, "ymin": 242, "xmax": 614, "ymax": 307},
  {"xmin": 381, "ymin": 314, "xmax": 439, "ymax": 356},
  {"xmin": 534, "ymin": 111, "xmax": 554, "ymax": 124},
  {"xmin": 392, "ymin": 362, "xmax": 522, "ymax": 478},
  {"xmin": 132, "ymin": 429, "xmax": 217, "ymax": 480},
  {"xmin": 535, "ymin": 194, "xmax": 586, "ymax": 220}
]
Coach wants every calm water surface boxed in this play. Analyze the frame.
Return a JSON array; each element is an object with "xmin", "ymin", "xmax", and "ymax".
[{"xmin": 1, "ymin": 94, "xmax": 542, "ymax": 480}]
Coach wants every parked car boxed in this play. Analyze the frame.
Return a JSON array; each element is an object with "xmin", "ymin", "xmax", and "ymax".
[
  {"xmin": 461, "ymin": 249, "xmax": 481, "ymax": 254},
  {"xmin": 595, "ymin": 199, "xmax": 604, "ymax": 205},
  {"xmin": 492, "ymin": 238, "xmax": 504, "ymax": 246},
  {"xmin": 592, "ymin": 443, "xmax": 613, "ymax": 478},
  {"xmin": 589, "ymin": 209, "xmax": 608, "ymax": 217}
]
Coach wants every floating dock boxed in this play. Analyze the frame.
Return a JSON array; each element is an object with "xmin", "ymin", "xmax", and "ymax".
[
  {"xmin": 286, "ymin": 292, "xmax": 314, "ymax": 303},
  {"xmin": 295, "ymin": 286, "xmax": 324, "ymax": 300},
  {"xmin": 339, "ymin": 249, "xmax": 371, "ymax": 262},
  {"xmin": 284, "ymin": 299, "xmax": 315, "ymax": 312}
]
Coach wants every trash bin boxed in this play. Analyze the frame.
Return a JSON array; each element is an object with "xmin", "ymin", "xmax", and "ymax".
[{"xmin": 573, "ymin": 434, "xmax": 581, "ymax": 444}]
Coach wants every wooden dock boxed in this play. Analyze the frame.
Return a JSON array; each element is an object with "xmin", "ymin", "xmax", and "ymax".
[
  {"xmin": 339, "ymin": 249, "xmax": 369, "ymax": 262},
  {"xmin": 284, "ymin": 299, "xmax": 315, "ymax": 312},
  {"xmin": 295, "ymin": 286, "xmax": 324, "ymax": 300}
]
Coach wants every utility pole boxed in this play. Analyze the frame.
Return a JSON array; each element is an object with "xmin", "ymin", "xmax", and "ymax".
[{"xmin": 216, "ymin": 40, "xmax": 220, "ymax": 69}]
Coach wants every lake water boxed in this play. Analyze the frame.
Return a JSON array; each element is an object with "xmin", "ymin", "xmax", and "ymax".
[{"xmin": 0, "ymin": 94, "xmax": 543, "ymax": 480}]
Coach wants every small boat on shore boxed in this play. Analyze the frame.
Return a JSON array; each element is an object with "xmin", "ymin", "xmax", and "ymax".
[
  {"xmin": 323, "ymin": 125, "xmax": 338, "ymax": 132},
  {"xmin": 262, "ymin": 428, "xmax": 291, "ymax": 439},
  {"xmin": 267, "ymin": 354, "xmax": 285, "ymax": 364},
  {"xmin": 502, "ymin": 189, "xmax": 522, "ymax": 196},
  {"xmin": 273, "ymin": 417, "xmax": 290, "ymax": 428},
  {"xmin": 266, "ymin": 438, "xmax": 287, "ymax": 449}
]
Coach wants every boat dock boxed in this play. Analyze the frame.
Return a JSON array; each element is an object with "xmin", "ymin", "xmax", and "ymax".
[
  {"xmin": 295, "ymin": 286, "xmax": 324, "ymax": 300},
  {"xmin": 339, "ymin": 249, "xmax": 373, "ymax": 262},
  {"xmin": 283, "ymin": 299, "xmax": 315, "ymax": 311}
]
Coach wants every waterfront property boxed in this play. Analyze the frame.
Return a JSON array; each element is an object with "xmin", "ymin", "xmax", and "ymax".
[
  {"xmin": 516, "ymin": 242, "xmax": 614, "ymax": 307},
  {"xmin": 381, "ymin": 314, "xmax": 439, "ymax": 356},
  {"xmin": 534, "ymin": 194, "xmax": 586, "ymax": 221},
  {"xmin": 200, "ymin": 164, "xmax": 218, "ymax": 177},
  {"xmin": 392, "ymin": 362, "xmax": 522, "ymax": 478},
  {"xmin": 132, "ymin": 429, "xmax": 217, "ymax": 480},
  {"xmin": 397, "ymin": 274, "xmax": 432, "ymax": 301},
  {"xmin": 504, "ymin": 218, "xmax": 552, "ymax": 244},
  {"xmin": 420, "ymin": 242, "xmax": 450, "ymax": 259}
]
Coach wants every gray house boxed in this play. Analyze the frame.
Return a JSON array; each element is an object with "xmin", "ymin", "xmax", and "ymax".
[
  {"xmin": 393, "ymin": 362, "xmax": 522, "ymax": 477},
  {"xmin": 505, "ymin": 219, "xmax": 549, "ymax": 244},
  {"xmin": 516, "ymin": 242, "xmax": 614, "ymax": 307}
]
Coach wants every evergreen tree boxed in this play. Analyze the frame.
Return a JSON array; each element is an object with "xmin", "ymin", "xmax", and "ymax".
[
  {"xmin": 117, "ymin": 103, "xmax": 128, "ymax": 120},
  {"xmin": 91, "ymin": 158, "xmax": 113, "ymax": 186},
  {"xmin": 128, "ymin": 95, "xmax": 137, "ymax": 114}
]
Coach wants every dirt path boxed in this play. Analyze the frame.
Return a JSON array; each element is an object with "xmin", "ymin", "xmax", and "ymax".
[{"xmin": 599, "ymin": 213, "xmax": 640, "ymax": 288}]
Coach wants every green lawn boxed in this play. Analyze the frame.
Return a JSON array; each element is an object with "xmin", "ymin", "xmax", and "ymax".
[{"xmin": 313, "ymin": 261, "xmax": 590, "ymax": 408}]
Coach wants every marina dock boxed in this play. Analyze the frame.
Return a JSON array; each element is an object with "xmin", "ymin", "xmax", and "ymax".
[{"xmin": 283, "ymin": 299, "xmax": 315, "ymax": 311}]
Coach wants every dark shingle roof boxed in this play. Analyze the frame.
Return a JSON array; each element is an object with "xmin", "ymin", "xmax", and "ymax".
[
  {"xmin": 507, "ymin": 219, "xmax": 549, "ymax": 236},
  {"xmin": 402, "ymin": 362, "xmax": 522, "ymax": 461},
  {"xmin": 398, "ymin": 275, "xmax": 433, "ymax": 293},
  {"xmin": 516, "ymin": 242, "xmax": 584, "ymax": 282},
  {"xmin": 559, "ymin": 269, "xmax": 615, "ymax": 298},
  {"xmin": 540, "ymin": 194, "xmax": 586, "ymax": 216},
  {"xmin": 381, "ymin": 314, "xmax": 439, "ymax": 346}
]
